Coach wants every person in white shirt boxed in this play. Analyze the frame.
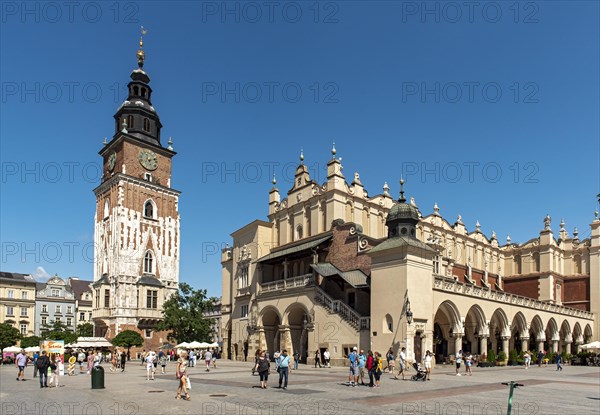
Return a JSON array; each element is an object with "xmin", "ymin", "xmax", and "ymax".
[
  {"xmin": 323, "ymin": 348, "xmax": 331, "ymax": 368},
  {"xmin": 455, "ymin": 350, "xmax": 463, "ymax": 376},
  {"xmin": 395, "ymin": 347, "xmax": 407, "ymax": 380},
  {"xmin": 145, "ymin": 351, "xmax": 156, "ymax": 380},
  {"xmin": 423, "ymin": 350, "xmax": 432, "ymax": 381},
  {"xmin": 204, "ymin": 349, "xmax": 212, "ymax": 372}
]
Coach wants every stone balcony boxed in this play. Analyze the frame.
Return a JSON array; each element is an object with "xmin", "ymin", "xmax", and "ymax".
[{"xmin": 258, "ymin": 273, "xmax": 314, "ymax": 295}]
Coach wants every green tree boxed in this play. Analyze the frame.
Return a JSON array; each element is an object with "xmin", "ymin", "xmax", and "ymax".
[
  {"xmin": 40, "ymin": 320, "xmax": 77, "ymax": 345},
  {"xmin": 0, "ymin": 323, "xmax": 21, "ymax": 351},
  {"xmin": 76, "ymin": 323, "xmax": 94, "ymax": 337},
  {"xmin": 20, "ymin": 336, "xmax": 41, "ymax": 348},
  {"xmin": 155, "ymin": 283, "xmax": 216, "ymax": 343},
  {"xmin": 111, "ymin": 330, "xmax": 143, "ymax": 357}
]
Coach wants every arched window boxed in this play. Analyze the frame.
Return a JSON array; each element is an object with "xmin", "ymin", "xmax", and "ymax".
[
  {"xmin": 127, "ymin": 115, "xmax": 134, "ymax": 129},
  {"xmin": 384, "ymin": 314, "xmax": 393, "ymax": 333},
  {"xmin": 141, "ymin": 88, "xmax": 147, "ymax": 98},
  {"xmin": 296, "ymin": 225, "xmax": 303, "ymax": 240},
  {"xmin": 143, "ymin": 200, "xmax": 155, "ymax": 218},
  {"xmin": 143, "ymin": 118, "xmax": 150, "ymax": 132},
  {"xmin": 144, "ymin": 251, "xmax": 154, "ymax": 274},
  {"xmin": 133, "ymin": 86, "xmax": 139, "ymax": 96},
  {"xmin": 103, "ymin": 199, "xmax": 110, "ymax": 219}
]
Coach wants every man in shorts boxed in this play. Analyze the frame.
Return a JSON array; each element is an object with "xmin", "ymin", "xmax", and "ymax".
[
  {"xmin": 358, "ymin": 350, "xmax": 366, "ymax": 385},
  {"xmin": 395, "ymin": 347, "xmax": 407, "ymax": 380},
  {"xmin": 347, "ymin": 347, "xmax": 359, "ymax": 387},
  {"xmin": 16, "ymin": 350, "xmax": 27, "ymax": 381}
]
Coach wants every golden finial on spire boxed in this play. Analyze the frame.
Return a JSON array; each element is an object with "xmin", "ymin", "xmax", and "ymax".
[{"xmin": 136, "ymin": 26, "xmax": 148, "ymax": 69}]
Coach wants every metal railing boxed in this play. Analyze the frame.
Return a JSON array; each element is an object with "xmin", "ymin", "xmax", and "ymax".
[
  {"xmin": 259, "ymin": 273, "xmax": 313, "ymax": 293},
  {"xmin": 314, "ymin": 286, "xmax": 370, "ymax": 331}
]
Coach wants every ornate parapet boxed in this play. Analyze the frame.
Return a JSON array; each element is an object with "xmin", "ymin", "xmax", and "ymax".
[{"xmin": 433, "ymin": 275, "xmax": 594, "ymax": 320}]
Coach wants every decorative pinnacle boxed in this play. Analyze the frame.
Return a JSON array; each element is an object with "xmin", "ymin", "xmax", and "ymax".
[
  {"xmin": 383, "ymin": 181, "xmax": 389, "ymax": 194},
  {"xmin": 300, "ymin": 148, "xmax": 304, "ymax": 163},
  {"xmin": 121, "ymin": 118, "xmax": 128, "ymax": 133},
  {"xmin": 476, "ymin": 220, "xmax": 481, "ymax": 230},
  {"xmin": 560, "ymin": 218, "xmax": 565, "ymax": 230},
  {"xmin": 573, "ymin": 227, "xmax": 579, "ymax": 238},
  {"xmin": 507, "ymin": 235, "xmax": 511, "ymax": 243},
  {"xmin": 398, "ymin": 178, "xmax": 406, "ymax": 203},
  {"xmin": 136, "ymin": 26, "xmax": 148, "ymax": 69},
  {"xmin": 331, "ymin": 142, "xmax": 337, "ymax": 158},
  {"xmin": 103, "ymin": 137, "xmax": 107, "ymax": 145},
  {"xmin": 272, "ymin": 174, "xmax": 277, "ymax": 186},
  {"xmin": 595, "ymin": 210, "xmax": 599, "ymax": 222},
  {"xmin": 433, "ymin": 202, "xmax": 439, "ymax": 213},
  {"xmin": 167, "ymin": 137, "xmax": 173, "ymax": 151}
]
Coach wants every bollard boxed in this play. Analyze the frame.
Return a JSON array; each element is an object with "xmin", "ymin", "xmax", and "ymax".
[{"xmin": 91, "ymin": 365, "xmax": 105, "ymax": 389}]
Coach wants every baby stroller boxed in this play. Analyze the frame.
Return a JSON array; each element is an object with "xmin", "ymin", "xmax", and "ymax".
[{"xmin": 411, "ymin": 362, "xmax": 427, "ymax": 381}]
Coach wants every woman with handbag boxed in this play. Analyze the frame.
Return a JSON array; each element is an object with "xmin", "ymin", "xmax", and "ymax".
[{"xmin": 175, "ymin": 351, "xmax": 190, "ymax": 401}]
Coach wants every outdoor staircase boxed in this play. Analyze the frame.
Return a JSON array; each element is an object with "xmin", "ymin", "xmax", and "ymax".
[{"xmin": 314, "ymin": 286, "xmax": 370, "ymax": 331}]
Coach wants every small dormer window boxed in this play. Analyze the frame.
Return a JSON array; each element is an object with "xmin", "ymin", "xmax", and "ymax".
[{"xmin": 143, "ymin": 118, "xmax": 150, "ymax": 132}]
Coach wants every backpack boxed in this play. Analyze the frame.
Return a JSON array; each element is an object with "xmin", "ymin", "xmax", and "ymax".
[{"xmin": 36, "ymin": 356, "xmax": 46, "ymax": 369}]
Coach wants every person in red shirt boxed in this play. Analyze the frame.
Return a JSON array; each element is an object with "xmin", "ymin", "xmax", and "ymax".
[{"xmin": 366, "ymin": 350, "xmax": 375, "ymax": 387}]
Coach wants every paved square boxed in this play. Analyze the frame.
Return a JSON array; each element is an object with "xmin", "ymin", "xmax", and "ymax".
[{"xmin": 1, "ymin": 361, "xmax": 598, "ymax": 414}]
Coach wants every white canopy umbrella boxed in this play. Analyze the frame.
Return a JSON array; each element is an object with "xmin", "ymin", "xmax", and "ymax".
[
  {"xmin": 198, "ymin": 342, "xmax": 211, "ymax": 348},
  {"xmin": 187, "ymin": 341, "xmax": 203, "ymax": 348},
  {"xmin": 580, "ymin": 341, "xmax": 600, "ymax": 352},
  {"xmin": 208, "ymin": 342, "xmax": 219, "ymax": 348},
  {"xmin": 25, "ymin": 346, "xmax": 40, "ymax": 352},
  {"xmin": 175, "ymin": 342, "xmax": 190, "ymax": 348},
  {"xmin": 2, "ymin": 346, "xmax": 21, "ymax": 353}
]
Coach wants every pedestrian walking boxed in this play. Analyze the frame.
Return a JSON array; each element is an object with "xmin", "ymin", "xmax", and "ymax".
[
  {"xmin": 556, "ymin": 353, "xmax": 563, "ymax": 371},
  {"xmin": 36, "ymin": 351, "xmax": 50, "ymax": 388},
  {"xmin": 212, "ymin": 349, "xmax": 218, "ymax": 369},
  {"xmin": 465, "ymin": 352, "xmax": 473, "ymax": 376},
  {"xmin": 273, "ymin": 350, "xmax": 281, "ymax": 373},
  {"xmin": 146, "ymin": 351, "xmax": 156, "ymax": 380},
  {"xmin": 78, "ymin": 350, "xmax": 86, "ymax": 373},
  {"xmin": 15, "ymin": 350, "xmax": 27, "ymax": 381},
  {"xmin": 140, "ymin": 349, "xmax": 146, "ymax": 366},
  {"xmin": 204, "ymin": 349, "xmax": 212, "ymax": 372},
  {"xmin": 524, "ymin": 351, "xmax": 531, "ymax": 369},
  {"xmin": 120, "ymin": 351, "xmax": 127, "ymax": 372},
  {"xmin": 366, "ymin": 350, "xmax": 375, "ymax": 387},
  {"xmin": 395, "ymin": 347, "xmax": 407, "ymax": 380},
  {"xmin": 159, "ymin": 351, "xmax": 168, "ymax": 374},
  {"xmin": 385, "ymin": 348, "xmax": 395, "ymax": 373},
  {"xmin": 110, "ymin": 352, "xmax": 117, "ymax": 372},
  {"xmin": 33, "ymin": 351, "xmax": 39, "ymax": 378},
  {"xmin": 537, "ymin": 350, "xmax": 544, "ymax": 367},
  {"xmin": 374, "ymin": 352, "xmax": 383, "ymax": 387},
  {"xmin": 323, "ymin": 348, "xmax": 331, "ymax": 368},
  {"xmin": 49, "ymin": 356, "xmax": 61, "ymax": 387},
  {"xmin": 423, "ymin": 350, "xmax": 432, "ymax": 380},
  {"xmin": 455, "ymin": 350, "xmax": 463, "ymax": 376},
  {"xmin": 252, "ymin": 349, "xmax": 261, "ymax": 375},
  {"xmin": 293, "ymin": 351, "xmax": 300, "ymax": 370},
  {"xmin": 176, "ymin": 351, "xmax": 190, "ymax": 401},
  {"xmin": 314, "ymin": 350, "xmax": 322, "ymax": 368},
  {"xmin": 87, "ymin": 351, "xmax": 94, "ymax": 374},
  {"xmin": 346, "ymin": 347, "xmax": 359, "ymax": 386},
  {"xmin": 277, "ymin": 349, "xmax": 290, "ymax": 389},
  {"xmin": 254, "ymin": 350, "xmax": 270, "ymax": 389}
]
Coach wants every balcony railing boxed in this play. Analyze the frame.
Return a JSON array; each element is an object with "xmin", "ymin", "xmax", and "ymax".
[
  {"xmin": 236, "ymin": 286, "xmax": 251, "ymax": 297},
  {"xmin": 259, "ymin": 273, "xmax": 314, "ymax": 293}
]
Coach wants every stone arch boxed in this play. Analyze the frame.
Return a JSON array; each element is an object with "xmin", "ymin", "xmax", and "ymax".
[
  {"xmin": 545, "ymin": 318, "xmax": 559, "ymax": 342},
  {"xmin": 489, "ymin": 308, "xmax": 510, "ymax": 354},
  {"xmin": 559, "ymin": 320, "xmax": 572, "ymax": 353},
  {"xmin": 464, "ymin": 305, "xmax": 487, "ymax": 354},
  {"xmin": 260, "ymin": 306, "xmax": 282, "ymax": 358},
  {"xmin": 584, "ymin": 324, "xmax": 593, "ymax": 343},
  {"xmin": 283, "ymin": 302, "xmax": 311, "ymax": 363},
  {"xmin": 511, "ymin": 311, "xmax": 529, "ymax": 352},
  {"xmin": 573, "ymin": 322, "xmax": 583, "ymax": 347},
  {"xmin": 433, "ymin": 300, "xmax": 463, "ymax": 357}
]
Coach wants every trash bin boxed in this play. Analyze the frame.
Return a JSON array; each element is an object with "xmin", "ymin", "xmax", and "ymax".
[{"xmin": 91, "ymin": 365, "xmax": 105, "ymax": 389}]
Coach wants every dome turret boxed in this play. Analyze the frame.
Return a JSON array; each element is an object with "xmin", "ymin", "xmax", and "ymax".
[{"xmin": 386, "ymin": 179, "xmax": 420, "ymax": 238}]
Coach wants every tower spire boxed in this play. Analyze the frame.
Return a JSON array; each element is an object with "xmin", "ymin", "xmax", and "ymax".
[{"xmin": 398, "ymin": 178, "xmax": 406, "ymax": 203}]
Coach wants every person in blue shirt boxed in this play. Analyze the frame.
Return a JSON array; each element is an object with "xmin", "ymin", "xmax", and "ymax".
[
  {"xmin": 33, "ymin": 352, "xmax": 39, "ymax": 378},
  {"xmin": 358, "ymin": 350, "xmax": 367, "ymax": 385},
  {"xmin": 277, "ymin": 349, "xmax": 290, "ymax": 390}
]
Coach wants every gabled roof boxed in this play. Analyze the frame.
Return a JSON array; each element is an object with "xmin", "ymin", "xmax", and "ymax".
[
  {"xmin": 68, "ymin": 278, "xmax": 93, "ymax": 298},
  {"xmin": 137, "ymin": 275, "xmax": 164, "ymax": 287},
  {"xmin": 368, "ymin": 236, "xmax": 435, "ymax": 255},
  {"xmin": 0, "ymin": 272, "xmax": 36, "ymax": 285}
]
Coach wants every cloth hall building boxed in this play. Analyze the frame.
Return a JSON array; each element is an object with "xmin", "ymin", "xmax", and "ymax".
[{"xmin": 221, "ymin": 149, "xmax": 598, "ymax": 365}]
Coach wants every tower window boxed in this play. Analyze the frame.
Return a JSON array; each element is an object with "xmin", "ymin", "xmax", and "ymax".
[
  {"xmin": 104, "ymin": 199, "xmax": 110, "ymax": 219},
  {"xmin": 144, "ymin": 172, "xmax": 153, "ymax": 182},
  {"xmin": 144, "ymin": 251, "xmax": 154, "ymax": 274},
  {"xmin": 141, "ymin": 88, "xmax": 147, "ymax": 98},
  {"xmin": 127, "ymin": 115, "xmax": 134, "ymax": 129},
  {"xmin": 144, "ymin": 200, "xmax": 156, "ymax": 218},
  {"xmin": 143, "ymin": 118, "xmax": 150, "ymax": 132},
  {"xmin": 133, "ymin": 86, "xmax": 139, "ymax": 95}
]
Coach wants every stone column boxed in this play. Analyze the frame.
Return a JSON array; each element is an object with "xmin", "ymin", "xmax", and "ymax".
[
  {"xmin": 521, "ymin": 337, "xmax": 529, "ymax": 352},
  {"xmin": 564, "ymin": 341, "xmax": 572, "ymax": 354},
  {"xmin": 502, "ymin": 336, "xmax": 510, "ymax": 357},
  {"xmin": 283, "ymin": 260, "xmax": 289, "ymax": 279},
  {"xmin": 472, "ymin": 336, "xmax": 479, "ymax": 354},
  {"xmin": 537, "ymin": 340, "xmax": 544, "ymax": 352},
  {"xmin": 258, "ymin": 328, "xmax": 267, "ymax": 352},
  {"xmin": 480, "ymin": 336, "xmax": 488, "ymax": 356},
  {"xmin": 454, "ymin": 334, "xmax": 463, "ymax": 354},
  {"xmin": 279, "ymin": 326, "xmax": 293, "ymax": 352},
  {"xmin": 552, "ymin": 340, "xmax": 559, "ymax": 353}
]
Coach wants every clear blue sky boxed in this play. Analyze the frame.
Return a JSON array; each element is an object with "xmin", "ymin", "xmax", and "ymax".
[{"xmin": 1, "ymin": 1, "xmax": 598, "ymax": 296}]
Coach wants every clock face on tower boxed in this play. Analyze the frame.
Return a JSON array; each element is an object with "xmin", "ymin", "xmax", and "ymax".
[
  {"xmin": 108, "ymin": 152, "xmax": 116, "ymax": 172},
  {"xmin": 139, "ymin": 149, "xmax": 158, "ymax": 171}
]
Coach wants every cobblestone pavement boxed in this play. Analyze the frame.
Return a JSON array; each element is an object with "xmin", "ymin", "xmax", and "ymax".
[{"xmin": 1, "ymin": 360, "xmax": 598, "ymax": 414}]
